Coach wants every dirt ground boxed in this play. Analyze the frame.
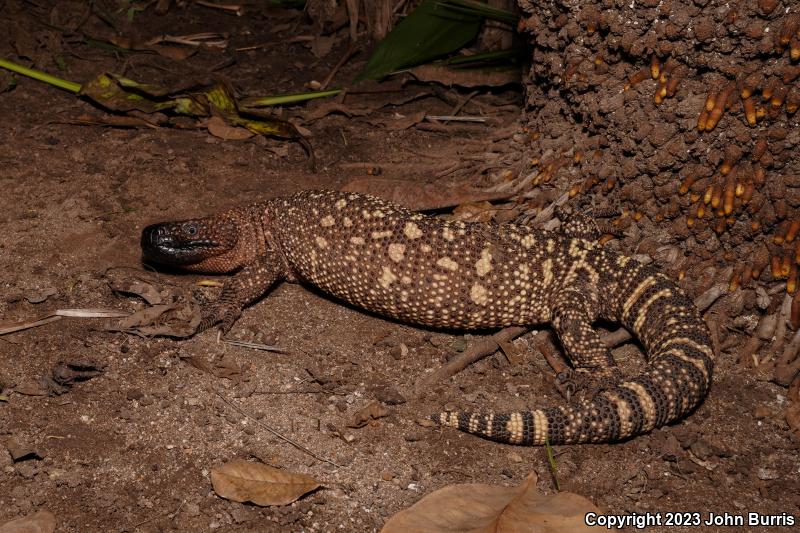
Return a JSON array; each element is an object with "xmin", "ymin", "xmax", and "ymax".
[{"xmin": 1, "ymin": 1, "xmax": 799, "ymax": 532}]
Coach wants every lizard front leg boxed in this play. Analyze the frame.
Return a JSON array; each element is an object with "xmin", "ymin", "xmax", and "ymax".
[{"xmin": 198, "ymin": 255, "xmax": 287, "ymax": 334}]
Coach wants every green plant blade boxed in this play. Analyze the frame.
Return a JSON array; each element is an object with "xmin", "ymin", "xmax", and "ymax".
[
  {"xmin": 240, "ymin": 89, "xmax": 342, "ymax": 108},
  {"xmin": 0, "ymin": 58, "xmax": 81, "ymax": 93},
  {"xmin": 355, "ymin": 0, "xmax": 483, "ymax": 82}
]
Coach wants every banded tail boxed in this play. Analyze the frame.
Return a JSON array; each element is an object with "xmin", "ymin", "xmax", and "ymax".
[{"xmin": 432, "ymin": 268, "xmax": 714, "ymax": 445}]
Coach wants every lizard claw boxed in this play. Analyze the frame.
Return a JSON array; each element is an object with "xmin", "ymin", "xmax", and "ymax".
[
  {"xmin": 198, "ymin": 304, "xmax": 241, "ymax": 335},
  {"xmin": 555, "ymin": 368, "xmax": 622, "ymax": 402}
]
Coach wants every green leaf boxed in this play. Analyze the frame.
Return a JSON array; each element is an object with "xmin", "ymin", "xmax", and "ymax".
[
  {"xmin": 438, "ymin": 0, "xmax": 519, "ymax": 25},
  {"xmin": 355, "ymin": 0, "xmax": 483, "ymax": 82},
  {"xmin": 240, "ymin": 88, "xmax": 342, "ymax": 109}
]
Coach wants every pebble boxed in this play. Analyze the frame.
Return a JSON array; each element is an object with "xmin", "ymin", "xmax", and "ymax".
[
  {"xmin": 389, "ymin": 343, "xmax": 408, "ymax": 360},
  {"xmin": 757, "ymin": 468, "xmax": 780, "ymax": 480},
  {"xmin": 507, "ymin": 452, "xmax": 523, "ymax": 463},
  {"xmin": 372, "ymin": 385, "xmax": 406, "ymax": 405},
  {"xmin": 380, "ymin": 471, "xmax": 394, "ymax": 481},
  {"xmin": 126, "ymin": 389, "xmax": 144, "ymax": 401}
]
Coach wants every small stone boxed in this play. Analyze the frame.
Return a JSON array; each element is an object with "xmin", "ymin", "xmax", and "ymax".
[
  {"xmin": 15, "ymin": 461, "xmax": 37, "ymax": 478},
  {"xmin": 389, "ymin": 343, "xmax": 408, "ymax": 360},
  {"xmin": 757, "ymin": 468, "xmax": 780, "ymax": 480},
  {"xmin": 126, "ymin": 389, "xmax": 144, "ymax": 401},
  {"xmin": 380, "ymin": 471, "xmax": 394, "ymax": 481},
  {"xmin": 372, "ymin": 384, "xmax": 406, "ymax": 405},
  {"xmin": 416, "ymin": 418, "xmax": 437, "ymax": 428},
  {"xmin": 5, "ymin": 438, "xmax": 40, "ymax": 462},
  {"xmin": 0, "ymin": 447, "xmax": 12, "ymax": 468},
  {"xmin": 507, "ymin": 452, "xmax": 523, "ymax": 463},
  {"xmin": 753, "ymin": 406, "xmax": 772, "ymax": 419},
  {"xmin": 184, "ymin": 502, "xmax": 201, "ymax": 517},
  {"xmin": 451, "ymin": 338, "xmax": 467, "ymax": 352},
  {"xmin": 139, "ymin": 395, "xmax": 155, "ymax": 407},
  {"xmin": 403, "ymin": 432, "xmax": 422, "ymax": 442}
]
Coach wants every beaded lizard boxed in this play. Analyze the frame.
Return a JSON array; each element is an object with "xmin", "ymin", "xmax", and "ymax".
[{"xmin": 141, "ymin": 189, "xmax": 714, "ymax": 445}]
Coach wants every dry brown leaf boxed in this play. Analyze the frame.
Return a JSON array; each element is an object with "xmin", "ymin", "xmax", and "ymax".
[
  {"xmin": 211, "ymin": 460, "xmax": 321, "ymax": 506},
  {"xmin": 409, "ymin": 64, "xmax": 521, "ymax": 88},
  {"xmin": 382, "ymin": 472, "xmax": 600, "ymax": 533},
  {"xmin": 386, "ymin": 111, "xmax": 426, "ymax": 130},
  {"xmin": 147, "ymin": 44, "xmax": 197, "ymax": 60},
  {"xmin": 786, "ymin": 401, "xmax": 800, "ymax": 441},
  {"xmin": 211, "ymin": 354, "xmax": 243, "ymax": 380},
  {"xmin": 310, "ymin": 35, "xmax": 336, "ymax": 58},
  {"xmin": 108, "ymin": 277, "xmax": 163, "ymax": 305},
  {"xmin": 180, "ymin": 355, "xmax": 216, "ymax": 375},
  {"xmin": 0, "ymin": 510, "xmax": 56, "ymax": 533},
  {"xmin": 341, "ymin": 179, "xmax": 515, "ymax": 211},
  {"xmin": 300, "ymin": 102, "xmax": 373, "ymax": 124},
  {"xmin": 205, "ymin": 116, "xmax": 254, "ymax": 140},
  {"xmin": 452, "ymin": 201, "xmax": 498, "ymax": 223},
  {"xmin": 347, "ymin": 400, "xmax": 390, "ymax": 428},
  {"xmin": 110, "ymin": 301, "xmax": 201, "ymax": 337}
]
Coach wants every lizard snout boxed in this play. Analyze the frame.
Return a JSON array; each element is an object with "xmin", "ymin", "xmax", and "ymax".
[{"xmin": 141, "ymin": 224, "xmax": 174, "ymax": 251}]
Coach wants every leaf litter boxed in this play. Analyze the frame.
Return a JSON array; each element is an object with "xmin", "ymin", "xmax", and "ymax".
[
  {"xmin": 381, "ymin": 472, "xmax": 600, "ymax": 533},
  {"xmin": 211, "ymin": 460, "xmax": 322, "ymax": 507}
]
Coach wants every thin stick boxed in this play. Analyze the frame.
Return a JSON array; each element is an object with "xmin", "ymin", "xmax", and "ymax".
[
  {"xmin": 426, "ymin": 115, "xmax": 487, "ymax": 123},
  {"xmin": 413, "ymin": 326, "xmax": 528, "ymax": 397},
  {"xmin": 194, "ymin": 0, "xmax": 244, "ymax": 16},
  {"xmin": 321, "ymin": 44, "xmax": 359, "ymax": 90},
  {"xmin": 213, "ymin": 391, "xmax": 340, "ymax": 468},
  {"xmin": 450, "ymin": 90, "xmax": 479, "ymax": 116}
]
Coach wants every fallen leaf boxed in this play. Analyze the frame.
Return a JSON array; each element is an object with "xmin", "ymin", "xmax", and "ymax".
[
  {"xmin": 0, "ymin": 509, "xmax": 56, "ymax": 533},
  {"xmin": 310, "ymin": 35, "xmax": 336, "ymax": 58},
  {"xmin": 108, "ymin": 277, "xmax": 164, "ymax": 305},
  {"xmin": 786, "ymin": 402, "xmax": 800, "ymax": 441},
  {"xmin": 382, "ymin": 472, "xmax": 600, "ymax": 533},
  {"xmin": 211, "ymin": 354, "xmax": 242, "ymax": 380},
  {"xmin": 299, "ymin": 102, "xmax": 373, "ymax": 124},
  {"xmin": 348, "ymin": 400, "xmax": 390, "ymax": 428},
  {"xmin": 180, "ymin": 355, "xmax": 216, "ymax": 375},
  {"xmin": 408, "ymin": 63, "xmax": 521, "ymax": 88},
  {"xmin": 385, "ymin": 111, "xmax": 426, "ymax": 130},
  {"xmin": 452, "ymin": 201, "xmax": 498, "ymax": 223},
  {"xmin": 13, "ymin": 381, "xmax": 49, "ymax": 397},
  {"xmin": 51, "ymin": 361, "xmax": 104, "ymax": 387},
  {"xmin": 341, "ymin": 179, "xmax": 515, "ymax": 211},
  {"xmin": 110, "ymin": 301, "xmax": 201, "ymax": 337},
  {"xmin": 147, "ymin": 44, "xmax": 197, "ymax": 61},
  {"xmin": 25, "ymin": 287, "xmax": 57, "ymax": 304},
  {"xmin": 4, "ymin": 438, "xmax": 41, "ymax": 462},
  {"xmin": 211, "ymin": 460, "xmax": 321, "ymax": 506},
  {"xmin": 205, "ymin": 116, "xmax": 254, "ymax": 140}
]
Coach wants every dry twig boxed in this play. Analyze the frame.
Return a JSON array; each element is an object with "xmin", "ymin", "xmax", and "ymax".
[{"xmin": 213, "ymin": 390, "xmax": 340, "ymax": 467}]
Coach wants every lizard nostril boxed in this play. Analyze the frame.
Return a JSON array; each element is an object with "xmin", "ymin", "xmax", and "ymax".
[{"xmin": 142, "ymin": 225, "xmax": 169, "ymax": 248}]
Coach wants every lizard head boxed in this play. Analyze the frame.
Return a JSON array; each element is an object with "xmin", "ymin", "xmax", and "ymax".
[{"xmin": 141, "ymin": 209, "xmax": 254, "ymax": 273}]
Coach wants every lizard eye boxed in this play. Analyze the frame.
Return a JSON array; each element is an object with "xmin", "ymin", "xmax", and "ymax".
[{"xmin": 183, "ymin": 223, "xmax": 198, "ymax": 236}]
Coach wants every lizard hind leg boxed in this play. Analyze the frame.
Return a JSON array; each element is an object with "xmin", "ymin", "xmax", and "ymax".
[{"xmin": 551, "ymin": 287, "xmax": 622, "ymax": 400}]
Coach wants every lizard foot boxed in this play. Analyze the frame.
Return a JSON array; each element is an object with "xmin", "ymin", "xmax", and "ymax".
[
  {"xmin": 555, "ymin": 368, "xmax": 623, "ymax": 402},
  {"xmin": 198, "ymin": 303, "xmax": 242, "ymax": 335}
]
